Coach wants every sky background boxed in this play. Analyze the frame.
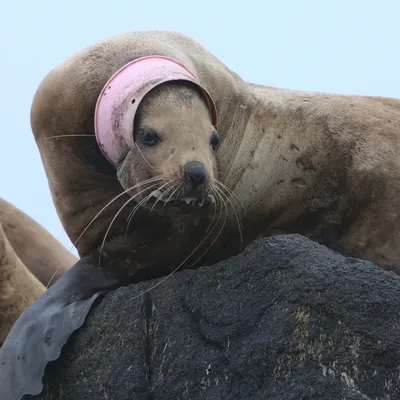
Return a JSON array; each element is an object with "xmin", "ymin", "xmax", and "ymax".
[{"xmin": 1, "ymin": 0, "xmax": 399, "ymax": 256}]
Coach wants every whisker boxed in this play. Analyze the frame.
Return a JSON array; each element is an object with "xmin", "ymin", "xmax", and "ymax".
[
  {"xmin": 125, "ymin": 178, "xmax": 172, "ymax": 234},
  {"xmin": 142, "ymin": 191, "xmax": 156, "ymax": 209},
  {"xmin": 162, "ymin": 183, "xmax": 182, "ymax": 209},
  {"xmin": 97, "ymin": 182, "xmax": 230, "ymax": 301},
  {"xmin": 99, "ymin": 182, "xmax": 161, "ymax": 268},
  {"xmin": 204, "ymin": 187, "xmax": 219, "ymax": 234},
  {"xmin": 214, "ymin": 180, "xmax": 244, "ymax": 209},
  {"xmin": 124, "ymin": 190, "xmax": 156, "ymax": 238},
  {"xmin": 157, "ymin": 181, "xmax": 177, "ymax": 203},
  {"xmin": 42, "ymin": 134, "xmax": 96, "ymax": 140},
  {"xmin": 205, "ymin": 189, "xmax": 219, "ymax": 233},
  {"xmin": 186, "ymin": 189, "xmax": 229, "ymax": 269},
  {"xmin": 149, "ymin": 180, "xmax": 176, "ymax": 213},
  {"xmin": 213, "ymin": 184, "xmax": 243, "ymax": 250},
  {"xmin": 77, "ymin": 176, "xmax": 163, "ymax": 246},
  {"xmin": 46, "ymin": 176, "xmax": 163, "ymax": 288},
  {"xmin": 121, "ymin": 187, "xmax": 227, "ymax": 303},
  {"xmin": 99, "ymin": 198, "xmax": 138, "ymax": 268},
  {"xmin": 205, "ymin": 187, "xmax": 226, "ymax": 241},
  {"xmin": 125, "ymin": 179, "xmax": 167, "ymax": 225},
  {"xmin": 135, "ymin": 142, "xmax": 156, "ymax": 171}
]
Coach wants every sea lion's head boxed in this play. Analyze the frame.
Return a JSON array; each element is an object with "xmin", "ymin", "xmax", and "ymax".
[
  {"xmin": 118, "ymin": 81, "xmax": 219, "ymax": 209},
  {"xmin": 95, "ymin": 56, "xmax": 219, "ymax": 212}
]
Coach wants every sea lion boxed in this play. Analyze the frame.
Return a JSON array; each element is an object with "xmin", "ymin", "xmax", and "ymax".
[
  {"xmin": 0, "ymin": 218, "xmax": 45, "ymax": 345},
  {"xmin": 1, "ymin": 30, "xmax": 400, "ymax": 399},
  {"xmin": 0, "ymin": 198, "xmax": 77, "ymax": 286},
  {"xmin": 0, "ymin": 198, "xmax": 77, "ymax": 344}
]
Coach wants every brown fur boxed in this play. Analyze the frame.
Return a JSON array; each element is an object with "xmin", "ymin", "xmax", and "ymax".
[
  {"xmin": 0, "ymin": 198, "xmax": 77, "ymax": 285},
  {"xmin": 0, "ymin": 198, "xmax": 77, "ymax": 343},
  {"xmin": 0, "ymin": 218, "xmax": 44, "ymax": 344},
  {"xmin": 117, "ymin": 82, "xmax": 218, "ymax": 203},
  {"xmin": 30, "ymin": 30, "xmax": 400, "ymax": 277}
]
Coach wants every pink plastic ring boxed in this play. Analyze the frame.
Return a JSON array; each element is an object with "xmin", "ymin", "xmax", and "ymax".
[{"xmin": 94, "ymin": 55, "xmax": 218, "ymax": 166}]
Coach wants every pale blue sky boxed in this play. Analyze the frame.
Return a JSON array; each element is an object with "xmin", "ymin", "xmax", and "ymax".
[{"xmin": 1, "ymin": 0, "xmax": 399, "ymax": 255}]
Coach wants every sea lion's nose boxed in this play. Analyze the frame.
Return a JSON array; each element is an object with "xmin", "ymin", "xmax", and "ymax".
[{"xmin": 184, "ymin": 161, "xmax": 206, "ymax": 188}]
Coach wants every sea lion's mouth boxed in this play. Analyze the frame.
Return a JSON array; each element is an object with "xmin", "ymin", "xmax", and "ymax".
[{"xmin": 146, "ymin": 190, "xmax": 214, "ymax": 209}]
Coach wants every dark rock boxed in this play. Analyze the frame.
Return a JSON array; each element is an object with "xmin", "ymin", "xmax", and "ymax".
[{"xmin": 32, "ymin": 234, "xmax": 400, "ymax": 400}]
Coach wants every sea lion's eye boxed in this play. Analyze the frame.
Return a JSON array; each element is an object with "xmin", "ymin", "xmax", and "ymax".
[
  {"xmin": 210, "ymin": 131, "xmax": 220, "ymax": 150},
  {"xmin": 138, "ymin": 129, "xmax": 160, "ymax": 147},
  {"xmin": 144, "ymin": 132, "xmax": 157, "ymax": 146}
]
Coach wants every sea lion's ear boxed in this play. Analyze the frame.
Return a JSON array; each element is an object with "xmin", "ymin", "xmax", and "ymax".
[{"xmin": 94, "ymin": 56, "xmax": 217, "ymax": 167}]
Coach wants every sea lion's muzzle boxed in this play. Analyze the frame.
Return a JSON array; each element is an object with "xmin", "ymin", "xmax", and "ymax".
[
  {"xmin": 183, "ymin": 161, "xmax": 207, "ymax": 198},
  {"xmin": 184, "ymin": 161, "xmax": 206, "ymax": 187}
]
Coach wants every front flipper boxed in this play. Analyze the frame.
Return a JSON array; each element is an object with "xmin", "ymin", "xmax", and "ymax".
[{"xmin": 0, "ymin": 257, "xmax": 120, "ymax": 400}]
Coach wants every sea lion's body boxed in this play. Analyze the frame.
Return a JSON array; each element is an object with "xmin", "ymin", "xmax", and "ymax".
[
  {"xmin": 0, "ymin": 217, "xmax": 44, "ymax": 344},
  {"xmin": 31, "ymin": 31, "xmax": 400, "ymax": 274},
  {"xmin": 0, "ymin": 198, "xmax": 77, "ymax": 285},
  {"xmin": 223, "ymin": 86, "xmax": 400, "ymax": 272},
  {"xmin": 0, "ymin": 198, "xmax": 77, "ymax": 344},
  {"xmin": 1, "ymin": 30, "xmax": 400, "ymax": 399}
]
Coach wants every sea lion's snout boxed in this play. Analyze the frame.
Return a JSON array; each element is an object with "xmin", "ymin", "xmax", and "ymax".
[
  {"xmin": 183, "ymin": 160, "xmax": 209, "ymax": 202},
  {"xmin": 184, "ymin": 161, "xmax": 207, "ymax": 189}
]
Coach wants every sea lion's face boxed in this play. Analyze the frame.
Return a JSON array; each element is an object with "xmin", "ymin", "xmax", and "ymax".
[{"xmin": 117, "ymin": 82, "xmax": 219, "ymax": 210}]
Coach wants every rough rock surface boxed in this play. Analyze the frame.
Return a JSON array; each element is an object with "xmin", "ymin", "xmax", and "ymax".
[{"xmin": 32, "ymin": 234, "xmax": 400, "ymax": 400}]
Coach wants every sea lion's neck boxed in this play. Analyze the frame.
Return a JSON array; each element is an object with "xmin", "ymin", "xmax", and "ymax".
[{"xmin": 221, "ymin": 83, "xmax": 338, "ymax": 231}]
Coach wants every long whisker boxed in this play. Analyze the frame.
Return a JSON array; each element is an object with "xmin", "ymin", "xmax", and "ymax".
[
  {"xmin": 99, "ymin": 197, "xmax": 137, "ymax": 268},
  {"xmin": 203, "ymin": 186, "xmax": 225, "ymax": 242},
  {"xmin": 149, "ymin": 180, "xmax": 176, "ymax": 213},
  {"xmin": 76, "ymin": 176, "xmax": 163, "ymax": 248},
  {"xmin": 155, "ymin": 181, "xmax": 176, "ymax": 206},
  {"xmin": 135, "ymin": 142, "xmax": 156, "ymax": 171},
  {"xmin": 186, "ymin": 187, "xmax": 229, "ymax": 269},
  {"xmin": 125, "ymin": 180, "xmax": 170, "ymax": 225},
  {"xmin": 95, "ymin": 183, "xmax": 229, "ymax": 301},
  {"xmin": 121, "ymin": 190, "xmax": 227, "ymax": 302},
  {"xmin": 125, "ymin": 198, "xmax": 146, "ymax": 231},
  {"xmin": 204, "ymin": 187, "xmax": 219, "ymax": 234},
  {"xmin": 99, "ymin": 182, "xmax": 161, "ymax": 268},
  {"xmin": 124, "ymin": 179, "xmax": 174, "ymax": 238},
  {"xmin": 46, "ymin": 176, "xmax": 163, "ymax": 288},
  {"xmin": 142, "ymin": 191, "xmax": 156, "ymax": 209},
  {"xmin": 205, "ymin": 190, "xmax": 219, "ymax": 233},
  {"xmin": 124, "ymin": 190, "xmax": 157, "ymax": 238},
  {"xmin": 41, "ymin": 134, "xmax": 96, "ymax": 140},
  {"xmin": 214, "ymin": 180, "xmax": 244, "ymax": 209},
  {"xmin": 162, "ymin": 183, "xmax": 182, "ymax": 209},
  {"xmin": 213, "ymin": 184, "xmax": 243, "ymax": 249}
]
